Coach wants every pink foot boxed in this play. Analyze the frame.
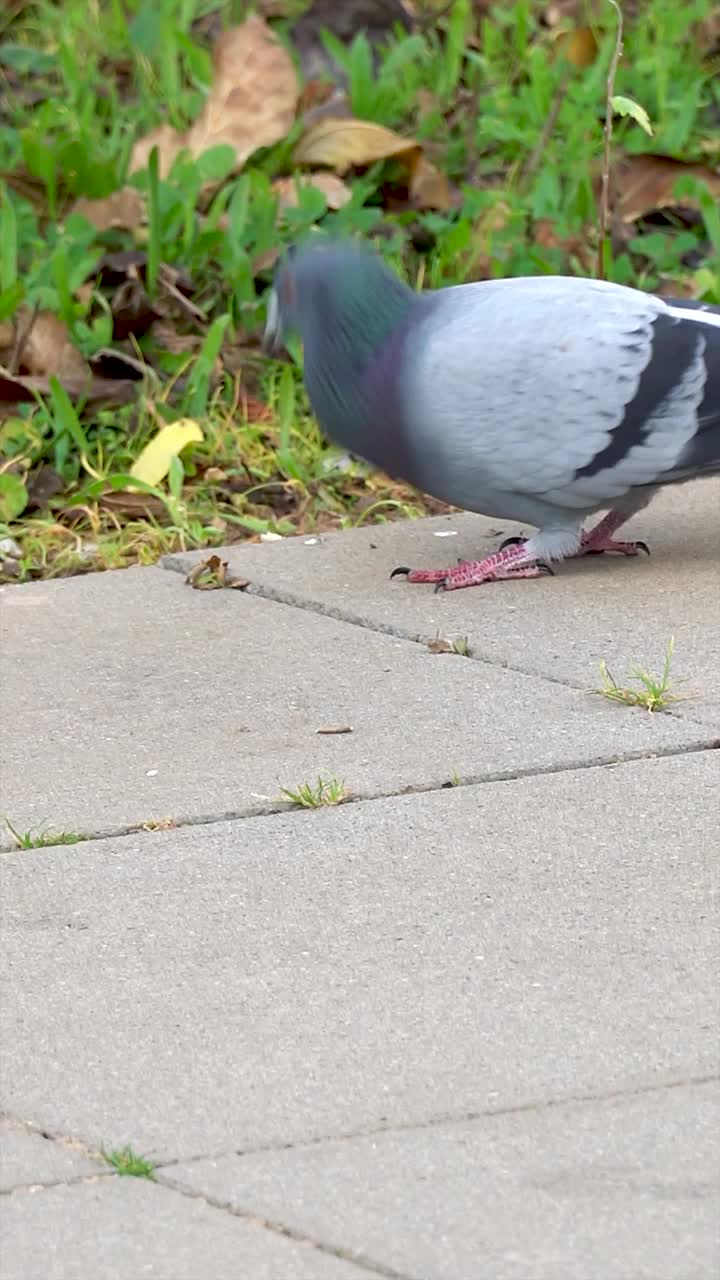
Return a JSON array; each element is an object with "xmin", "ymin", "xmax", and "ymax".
[
  {"xmin": 578, "ymin": 529, "xmax": 650, "ymax": 557},
  {"xmin": 391, "ymin": 544, "xmax": 552, "ymax": 592}
]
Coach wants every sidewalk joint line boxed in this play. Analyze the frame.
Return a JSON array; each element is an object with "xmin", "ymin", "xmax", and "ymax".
[
  {"xmin": 159, "ymin": 558, "xmax": 716, "ymax": 730},
  {"xmin": 2, "ymin": 740, "xmax": 716, "ymax": 856},
  {"xmin": 153, "ymin": 1173, "xmax": 421, "ymax": 1280},
  {"xmin": 157, "ymin": 1072, "xmax": 719, "ymax": 1170}
]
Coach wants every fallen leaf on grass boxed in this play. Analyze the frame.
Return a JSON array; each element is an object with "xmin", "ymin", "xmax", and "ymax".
[
  {"xmin": 186, "ymin": 554, "xmax": 250, "ymax": 591},
  {"xmin": 554, "ymin": 24, "xmax": 598, "ymax": 68},
  {"xmin": 71, "ymin": 187, "xmax": 145, "ymax": 233},
  {"xmin": 0, "ymin": 367, "xmax": 137, "ymax": 409},
  {"xmin": 612, "ymin": 153, "xmax": 720, "ymax": 222},
  {"xmin": 13, "ymin": 310, "xmax": 89, "ymax": 380},
  {"xmin": 533, "ymin": 218, "xmax": 595, "ymax": 273},
  {"xmin": 96, "ymin": 491, "xmax": 167, "ymax": 519},
  {"xmin": 130, "ymin": 16, "xmax": 299, "ymax": 177},
  {"xmin": 272, "ymin": 171, "xmax": 352, "ymax": 210},
  {"xmin": 129, "ymin": 420, "xmax": 204, "ymax": 488},
  {"xmin": 294, "ymin": 117, "xmax": 419, "ymax": 172},
  {"xmin": 409, "ymin": 155, "xmax": 456, "ymax": 211}
]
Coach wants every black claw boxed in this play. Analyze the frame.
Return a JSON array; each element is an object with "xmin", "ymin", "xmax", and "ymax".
[
  {"xmin": 537, "ymin": 561, "xmax": 555, "ymax": 576},
  {"xmin": 499, "ymin": 536, "xmax": 527, "ymax": 552},
  {"xmin": 433, "ymin": 580, "xmax": 448, "ymax": 594},
  {"xmin": 390, "ymin": 566, "xmax": 411, "ymax": 579},
  {"xmin": 637, "ymin": 541, "xmax": 651, "ymax": 556}
]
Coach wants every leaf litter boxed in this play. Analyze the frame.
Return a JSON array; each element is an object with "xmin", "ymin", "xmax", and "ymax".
[{"xmin": 2, "ymin": 0, "xmax": 720, "ymax": 581}]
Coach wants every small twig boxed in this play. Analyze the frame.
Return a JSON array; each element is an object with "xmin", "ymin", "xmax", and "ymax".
[{"xmin": 598, "ymin": 0, "xmax": 624, "ymax": 280}]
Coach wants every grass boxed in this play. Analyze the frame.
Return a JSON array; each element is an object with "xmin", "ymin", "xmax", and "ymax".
[
  {"xmin": 100, "ymin": 1145, "xmax": 156, "ymax": 1179},
  {"xmin": 4, "ymin": 818, "xmax": 87, "ymax": 848},
  {"xmin": 280, "ymin": 775, "xmax": 347, "ymax": 808},
  {"xmin": 593, "ymin": 636, "xmax": 689, "ymax": 712},
  {"xmin": 1, "ymin": 0, "xmax": 719, "ymax": 579}
]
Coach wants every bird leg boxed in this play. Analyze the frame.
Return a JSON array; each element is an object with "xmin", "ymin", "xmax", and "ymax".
[
  {"xmin": 578, "ymin": 509, "xmax": 650, "ymax": 557},
  {"xmin": 391, "ymin": 541, "xmax": 552, "ymax": 593},
  {"xmin": 499, "ymin": 509, "xmax": 650, "ymax": 560}
]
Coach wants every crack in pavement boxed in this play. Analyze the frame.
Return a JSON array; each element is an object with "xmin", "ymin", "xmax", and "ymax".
[
  {"xmin": 1, "ymin": 739, "xmax": 717, "ymax": 855},
  {"xmin": 4, "ymin": 1074, "xmax": 717, "ymax": 1198},
  {"xmin": 153, "ymin": 1172, "xmax": 437, "ymax": 1280},
  {"xmin": 155, "ymin": 1072, "xmax": 720, "ymax": 1172},
  {"xmin": 0, "ymin": 1170, "xmax": 114, "ymax": 1197},
  {"xmin": 160, "ymin": 559, "xmax": 718, "ymax": 732}
]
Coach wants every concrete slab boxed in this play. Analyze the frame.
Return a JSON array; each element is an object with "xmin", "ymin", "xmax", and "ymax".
[
  {"xmin": 2, "ymin": 565, "xmax": 710, "ymax": 847},
  {"xmin": 0, "ymin": 1177, "xmax": 369, "ymax": 1280},
  {"xmin": 1, "ymin": 753, "xmax": 717, "ymax": 1157},
  {"xmin": 166, "ymin": 480, "xmax": 720, "ymax": 728},
  {"xmin": 166, "ymin": 1081, "xmax": 720, "ymax": 1280},
  {"xmin": 0, "ymin": 1119, "xmax": 102, "ymax": 1191}
]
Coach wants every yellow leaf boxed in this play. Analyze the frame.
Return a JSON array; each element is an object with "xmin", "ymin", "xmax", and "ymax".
[
  {"xmin": 130, "ymin": 420, "xmax": 204, "ymax": 488},
  {"xmin": 294, "ymin": 118, "xmax": 420, "ymax": 174}
]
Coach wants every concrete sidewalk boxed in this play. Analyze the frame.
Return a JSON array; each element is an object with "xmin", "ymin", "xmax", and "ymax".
[{"xmin": 2, "ymin": 480, "xmax": 719, "ymax": 1280}]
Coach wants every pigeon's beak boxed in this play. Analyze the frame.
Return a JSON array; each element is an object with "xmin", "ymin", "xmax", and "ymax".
[{"xmin": 262, "ymin": 288, "xmax": 283, "ymax": 357}]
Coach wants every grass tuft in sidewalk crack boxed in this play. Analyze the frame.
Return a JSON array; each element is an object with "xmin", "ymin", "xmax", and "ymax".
[
  {"xmin": 593, "ymin": 637, "xmax": 689, "ymax": 712},
  {"xmin": 4, "ymin": 819, "xmax": 88, "ymax": 849},
  {"xmin": 101, "ymin": 1146, "xmax": 156, "ymax": 1179},
  {"xmin": 280, "ymin": 776, "xmax": 347, "ymax": 808}
]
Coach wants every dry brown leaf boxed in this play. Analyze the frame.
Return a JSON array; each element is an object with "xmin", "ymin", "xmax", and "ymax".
[
  {"xmin": 130, "ymin": 124, "xmax": 183, "ymax": 179},
  {"xmin": 272, "ymin": 171, "xmax": 352, "ymax": 210},
  {"xmin": 409, "ymin": 155, "xmax": 455, "ymax": 210},
  {"xmin": 534, "ymin": 219, "xmax": 595, "ymax": 272},
  {"xmin": 427, "ymin": 637, "xmax": 454, "ymax": 654},
  {"xmin": 130, "ymin": 17, "xmax": 299, "ymax": 177},
  {"xmin": 556, "ymin": 25, "xmax": 598, "ymax": 67},
  {"xmin": 186, "ymin": 554, "xmax": 250, "ymax": 591},
  {"xmin": 72, "ymin": 188, "xmax": 145, "ymax": 233},
  {"xmin": 294, "ymin": 118, "xmax": 420, "ymax": 173},
  {"xmin": 17, "ymin": 311, "xmax": 89, "ymax": 381},
  {"xmin": 297, "ymin": 78, "xmax": 336, "ymax": 116},
  {"xmin": 0, "ymin": 367, "xmax": 137, "ymax": 409},
  {"xmin": 240, "ymin": 394, "xmax": 274, "ymax": 424},
  {"xmin": 252, "ymin": 245, "xmax": 283, "ymax": 274},
  {"xmin": 98, "ymin": 490, "xmax": 167, "ymax": 519},
  {"xmin": 613, "ymin": 154, "xmax": 720, "ymax": 222}
]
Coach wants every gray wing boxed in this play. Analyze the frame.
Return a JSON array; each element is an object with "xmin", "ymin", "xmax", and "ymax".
[{"xmin": 407, "ymin": 276, "xmax": 712, "ymax": 512}]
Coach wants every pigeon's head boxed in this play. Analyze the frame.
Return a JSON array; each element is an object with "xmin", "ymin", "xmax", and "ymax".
[{"xmin": 262, "ymin": 239, "xmax": 389, "ymax": 356}]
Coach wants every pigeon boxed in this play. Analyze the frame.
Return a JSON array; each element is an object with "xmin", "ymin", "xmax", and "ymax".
[{"xmin": 262, "ymin": 239, "xmax": 720, "ymax": 591}]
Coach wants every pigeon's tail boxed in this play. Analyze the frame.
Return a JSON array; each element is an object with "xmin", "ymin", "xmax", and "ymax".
[{"xmin": 663, "ymin": 299, "xmax": 720, "ymax": 480}]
